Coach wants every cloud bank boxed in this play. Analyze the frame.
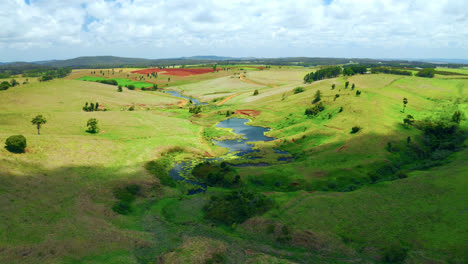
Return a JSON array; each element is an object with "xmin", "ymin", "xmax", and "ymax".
[{"xmin": 0, "ymin": 0, "xmax": 467, "ymax": 61}]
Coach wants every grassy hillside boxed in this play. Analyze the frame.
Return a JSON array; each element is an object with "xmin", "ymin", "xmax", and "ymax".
[{"xmin": 0, "ymin": 68, "xmax": 467, "ymax": 263}]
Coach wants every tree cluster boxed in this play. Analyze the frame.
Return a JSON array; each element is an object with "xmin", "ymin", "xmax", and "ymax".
[
  {"xmin": 416, "ymin": 68, "xmax": 435, "ymax": 78},
  {"xmin": 343, "ymin": 65, "xmax": 367, "ymax": 75},
  {"xmin": 82, "ymin": 102, "xmax": 100, "ymax": 112},
  {"xmin": 304, "ymin": 66, "xmax": 342, "ymax": 83},
  {"xmin": 191, "ymin": 162, "xmax": 241, "ymax": 187},
  {"xmin": 370, "ymin": 67, "xmax": 412, "ymax": 76}
]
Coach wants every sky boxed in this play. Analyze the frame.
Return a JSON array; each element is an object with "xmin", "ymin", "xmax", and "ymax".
[{"xmin": 0, "ymin": 0, "xmax": 467, "ymax": 62}]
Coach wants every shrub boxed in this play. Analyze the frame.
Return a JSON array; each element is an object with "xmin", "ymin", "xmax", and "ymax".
[
  {"xmin": 5, "ymin": 135, "xmax": 27, "ymax": 153},
  {"xmin": 203, "ymin": 189, "xmax": 274, "ymax": 225},
  {"xmin": 0, "ymin": 81, "xmax": 11, "ymax": 91},
  {"xmin": 128, "ymin": 105, "xmax": 135, "ymax": 111},
  {"xmin": 293, "ymin": 87, "xmax": 305, "ymax": 94},
  {"xmin": 112, "ymin": 201, "xmax": 132, "ymax": 215},
  {"xmin": 305, "ymin": 102, "xmax": 325, "ymax": 116},
  {"xmin": 189, "ymin": 105, "xmax": 202, "ymax": 115},
  {"xmin": 338, "ymin": 106, "xmax": 343, "ymax": 113},
  {"xmin": 382, "ymin": 245, "xmax": 408, "ymax": 263},
  {"xmin": 86, "ymin": 118, "xmax": 99, "ymax": 133},
  {"xmin": 253, "ymin": 89, "xmax": 259, "ymax": 96},
  {"xmin": 145, "ymin": 158, "xmax": 176, "ymax": 187},
  {"xmin": 127, "ymin": 84, "xmax": 135, "ymax": 90},
  {"xmin": 117, "ymin": 85, "xmax": 123, "ymax": 92},
  {"xmin": 351, "ymin": 126, "xmax": 361, "ymax": 134},
  {"xmin": 96, "ymin": 79, "xmax": 118, "ymax": 85}
]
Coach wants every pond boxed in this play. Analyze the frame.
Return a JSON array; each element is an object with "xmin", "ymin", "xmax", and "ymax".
[{"xmin": 168, "ymin": 118, "xmax": 291, "ymax": 194}]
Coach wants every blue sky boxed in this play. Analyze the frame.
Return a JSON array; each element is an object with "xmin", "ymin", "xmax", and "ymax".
[{"xmin": 0, "ymin": 0, "xmax": 467, "ymax": 61}]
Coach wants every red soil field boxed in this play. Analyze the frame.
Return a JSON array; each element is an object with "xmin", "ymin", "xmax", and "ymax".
[{"xmin": 131, "ymin": 68, "xmax": 222, "ymax": 77}]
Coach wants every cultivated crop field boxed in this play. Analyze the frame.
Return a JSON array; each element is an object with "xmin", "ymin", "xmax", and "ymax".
[{"xmin": 1, "ymin": 66, "xmax": 467, "ymax": 264}]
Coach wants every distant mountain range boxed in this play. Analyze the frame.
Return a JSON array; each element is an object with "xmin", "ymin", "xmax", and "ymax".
[{"xmin": 1, "ymin": 55, "xmax": 467, "ymax": 69}]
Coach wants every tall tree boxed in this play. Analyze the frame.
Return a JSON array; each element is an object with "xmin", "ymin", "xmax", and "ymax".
[
  {"xmin": 345, "ymin": 81, "xmax": 349, "ymax": 89},
  {"xmin": 402, "ymin": 98, "xmax": 408, "ymax": 113},
  {"xmin": 31, "ymin": 115, "xmax": 47, "ymax": 135}
]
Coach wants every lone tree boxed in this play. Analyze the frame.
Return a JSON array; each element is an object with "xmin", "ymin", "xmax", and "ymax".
[
  {"xmin": 402, "ymin": 98, "xmax": 408, "ymax": 112},
  {"xmin": 331, "ymin": 84, "xmax": 335, "ymax": 90},
  {"xmin": 351, "ymin": 83, "xmax": 355, "ymax": 90},
  {"xmin": 5, "ymin": 135, "xmax": 27, "ymax": 153},
  {"xmin": 253, "ymin": 89, "xmax": 259, "ymax": 96},
  {"xmin": 31, "ymin": 115, "xmax": 47, "ymax": 135},
  {"xmin": 334, "ymin": 94, "xmax": 340, "ymax": 101},
  {"xmin": 345, "ymin": 81, "xmax": 349, "ymax": 89},
  {"xmin": 356, "ymin": 90, "xmax": 361, "ymax": 96},
  {"xmin": 86, "ymin": 118, "xmax": 99, "ymax": 133}
]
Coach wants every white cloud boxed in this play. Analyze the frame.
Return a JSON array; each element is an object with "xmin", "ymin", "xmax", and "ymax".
[{"xmin": 0, "ymin": 0, "xmax": 467, "ymax": 61}]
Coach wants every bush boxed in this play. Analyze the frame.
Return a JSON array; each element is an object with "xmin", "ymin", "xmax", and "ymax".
[
  {"xmin": 253, "ymin": 89, "xmax": 259, "ymax": 96},
  {"xmin": 117, "ymin": 85, "xmax": 123, "ymax": 92},
  {"xmin": 86, "ymin": 118, "xmax": 99, "ymax": 133},
  {"xmin": 5, "ymin": 135, "xmax": 27, "ymax": 153},
  {"xmin": 128, "ymin": 105, "xmax": 135, "ymax": 111},
  {"xmin": 112, "ymin": 201, "xmax": 132, "ymax": 215},
  {"xmin": 96, "ymin": 79, "xmax": 118, "ymax": 85},
  {"xmin": 0, "ymin": 81, "xmax": 11, "ymax": 91},
  {"xmin": 145, "ymin": 158, "xmax": 176, "ymax": 187},
  {"xmin": 203, "ymin": 189, "xmax": 274, "ymax": 225},
  {"xmin": 351, "ymin": 126, "xmax": 361, "ymax": 134},
  {"xmin": 293, "ymin": 87, "xmax": 305, "ymax": 94},
  {"xmin": 305, "ymin": 102, "xmax": 325, "ymax": 116},
  {"xmin": 382, "ymin": 245, "xmax": 408, "ymax": 263},
  {"xmin": 127, "ymin": 84, "xmax": 135, "ymax": 90}
]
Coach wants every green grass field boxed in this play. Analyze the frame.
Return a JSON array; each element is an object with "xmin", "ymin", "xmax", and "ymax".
[{"xmin": 1, "ymin": 67, "xmax": 467, "ymax": 263}]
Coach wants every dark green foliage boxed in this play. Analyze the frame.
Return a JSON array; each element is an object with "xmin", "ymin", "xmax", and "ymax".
[
  {"xmin": 343, "ymin": 65, "xmax": 367, "ymax": 75},
  {"xmin": 334, "ymin": 94, "xmax": 340, "ymax": 101},
  {"xmin": 126, "ymin": 84, "xmax": 135, "ymax": 90},
  {"xmin": 117, "ymin": 85, "xmax": 123, "ymax": 92},
  {"xmin": 10, "ymin": 79, "xmax": 19, "ymax": 87},
  {"xmin": 95, "ymin": 102, "xmax": 99, "ymax": 111},
  {"xmin": 351, "ymin": 83, "xmax": 355, "ymax": 90},
  {"xmin": 313, "ymin": 90, "xmax": 321, "ymax": 103},
  {"xmin": 403, "ymin": 115, "xmax": 414, "ymax": 126},
  {"xmin": 111, "ymin": 184, "xmax": 141, "ymax": 215},
  {"xmin": 452, "ymin": 110, "xmax": 462, "ymax": 124},
  {"xmin": 96, "ymin": 79, "xmax": 118, "ymax": 85},
  {"xmin": 402, "ymin": 98, "xmax": 408, "ymax": 112},
  {"xmin": 86, "ymin": 118, "xmax": 99, "ymax": 133},
  {"xmin": 145, "ymin": 158, "xmax": 176, "ymax": 187},
  {"xmin": 416, "ymin": 68, "xmax": 435, "ymax": 78},
  {"xmin": 345, "ymin": 81, "xmax": 349, "ymax": 89},
  {"xmin": 304, "ymin": 66, "xmax": 342, "ymax": 83},
  {"xmin": 5, "ymin": 135, "xmax": 27, "ymax": 153},
  {"xmin": 351, "ymin": 126, "xmax": 361, "ymax": 134},
  {"xmin": 293, "ymin": 86, "xmax": 305, "ymax": 94},
  {"xmin": 276, "ymin": 225, "xmax": 292, "ymax": 243},
  {"xmin": 382, "ymin": 245, "xmax": 408, "ymax": 263},
  {"xmin": 191, "ymin": 162, "xmax": 241, "ymax": 187},
  {"xmin": 152, "ymin": 84, "xmax": 158, "ymax": 91},
  {"xmin": 205, "ymin": 253, "xmax": 225, "ymax": 264},
  {"xmin": 356, "ymin": 90, "xmax": 361, "ymax": 96},
  {"xmin": 203, "ymin": 189, "xmax": 274, "ymax": 225},
  {"xmin": 338, "ymin": 106, "xmax": 343, "ymax": 113},
  {"xmin": 0, "ymin": 81, "xmax": 11, "ymax": 91},
  {"xmin": 253, "ymin": 89, "xmax": 259, "ymax": 96},
  {"xmin": 305, "ymin": 102, "xmax": 325, "ymax": 116},
  {"xmin": 331, "ymin": 84, "xmax": 335, "ymax": 90},
  {"xmin": 128, "ymin": 105, "xmax": 135, "ymax": 111},
  {"xmin": 40, "ymin": 75, "xmax": 53, "ymax": 81},
  {"xmin": 371, "ymin": 67, "xmax": 412, "ymax": 76},
  {"xmin": 112, "ymin": 201, "xmax": 132, "ymax": 215},
  {"xmin": 189, "ymin": 105, "xmax": 202, "ymax": 114}
]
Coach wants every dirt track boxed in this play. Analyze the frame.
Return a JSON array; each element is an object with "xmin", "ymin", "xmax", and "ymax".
[{"xmin": 216, "ymin": 93, "xmax": 240, "ymax": 106}]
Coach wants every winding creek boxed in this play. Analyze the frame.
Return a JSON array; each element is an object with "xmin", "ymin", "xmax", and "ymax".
[{"xmin": 168, "ymin": 118, "xmax": 292, "ymax": 194}]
